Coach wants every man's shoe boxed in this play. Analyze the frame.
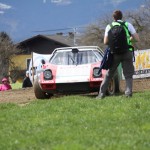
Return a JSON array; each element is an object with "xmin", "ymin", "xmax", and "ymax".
[
  {"xmin": 96, "ymin": 94, "xmax": 105, "ymax": 99},
  {"xmin": 125, "ymin": 94, "xmax": 132, "ymax": 98}
]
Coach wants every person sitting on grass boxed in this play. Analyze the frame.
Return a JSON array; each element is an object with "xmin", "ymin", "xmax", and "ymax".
[
  {"xmin": 0, "ymin": 77, "xmax": 12, "ymax": 91},
  {"xmin": 22, "ymin": 71, "xmax": 33, "ymax": 88}
]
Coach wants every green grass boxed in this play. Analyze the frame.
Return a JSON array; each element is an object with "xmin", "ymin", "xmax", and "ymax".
[
  {"xmin": 0, "ymin": 92, "xmax": 150, "ymax": 150},
  {"xmin": 11, "ymin": 82, "xmax": 22, "ymax": 89}
]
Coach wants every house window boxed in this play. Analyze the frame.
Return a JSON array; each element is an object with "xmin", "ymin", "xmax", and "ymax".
[{"xmin": 26, "ymin": 59, "xmax": 31, "ymax": 70}]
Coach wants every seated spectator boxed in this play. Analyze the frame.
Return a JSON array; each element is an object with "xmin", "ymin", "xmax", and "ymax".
[
  {"xmin": 22, "ymin": 71, "xmax": 33, "ymax": 88},
  {"xmin": 0, "ymin": 77, "xmax": 12, "ymax": 91}
]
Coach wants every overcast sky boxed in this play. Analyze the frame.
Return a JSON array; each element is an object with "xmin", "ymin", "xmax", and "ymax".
[{"xmin": 0, "ymin": 0, "xmax": 146, "ymax": 43}]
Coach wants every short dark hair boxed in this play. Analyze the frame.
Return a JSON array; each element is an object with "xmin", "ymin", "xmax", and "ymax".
[{"xmin": 113, "ymin": 10, "xmax": 123, "ymax": 20}]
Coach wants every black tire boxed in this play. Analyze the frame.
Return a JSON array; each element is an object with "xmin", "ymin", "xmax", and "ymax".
[
  {"xmin": 106, "ymin": 78, "xmax": 116, "ymax": 95},
  {"xmin": 106, "ymin": 72, "xmax": 120, "ymax": 95},
  {"xmin": 33, "ymin": 79, "xmax": 53, "ymax": 99}
]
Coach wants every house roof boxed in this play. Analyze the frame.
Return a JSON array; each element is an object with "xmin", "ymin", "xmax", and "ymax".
[{"xmin": 17, "ymin": 34, "xmax": 75, "ymax": 46}]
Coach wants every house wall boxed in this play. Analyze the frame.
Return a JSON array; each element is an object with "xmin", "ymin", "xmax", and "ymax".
[
  {"xmin": 10, "ymin": 54, "xmax": 32, "ymax": 83},
  {"xmin": 11, "ymin": 54, "xmax": 31, "ymax": 70}
]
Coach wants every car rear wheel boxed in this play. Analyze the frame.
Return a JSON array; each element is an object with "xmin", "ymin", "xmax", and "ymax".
[
  {"xmin": 106, "ymin": 73, "xmax": 120, "ymax": 95},
  {"xmin": 97, "ymin": 71, "xmax": 120, "ymax": 96},
  {"xmin": 106, "ymin": 78, "xmax": 116, "ymax": 95},
  {"xmin": 34, "ymin": 79, "xmax": 53, "ymax": 99}
]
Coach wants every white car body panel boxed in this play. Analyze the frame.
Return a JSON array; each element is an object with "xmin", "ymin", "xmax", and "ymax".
[{"xmin": 55, "ymin": 64, "xmax": 91, "ymax": 83}]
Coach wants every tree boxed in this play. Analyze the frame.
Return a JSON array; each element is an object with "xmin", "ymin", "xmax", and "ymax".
[
  {"xmin": 79, "ymin": 23, "xmax": 106, "ymax": 50},
  {"xmin": 0, "ymin": 32, "xmax": 20, "ymax": 82},
  {"xmin": 124, "ymin": 0, "xmax": 150, "ymax": 49},
  {"xmin": 78, "ymin": 12, "xmax": 113, "ymax": 51},
  {"xmin": 80, "ymin": 0, "xmax": 150, "ymax": 50}
]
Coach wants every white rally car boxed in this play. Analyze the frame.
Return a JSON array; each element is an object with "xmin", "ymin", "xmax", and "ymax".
[{"xmin": 33, "ymin": 46, "xmax": 119, "ymax": 99}]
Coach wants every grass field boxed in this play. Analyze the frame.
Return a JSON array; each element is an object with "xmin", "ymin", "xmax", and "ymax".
[
  {"xmin": 0, "ymin": 91, "xmax": 150, "ymax": 150},
  {"xmin": 11, "ymin": 82, "xmax": 22, "ymax": 89}
]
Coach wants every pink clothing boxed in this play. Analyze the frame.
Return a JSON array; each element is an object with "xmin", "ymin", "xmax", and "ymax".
[{"xmin": 0, "ymin": 84, "xmax": 12, "ymax": 91}]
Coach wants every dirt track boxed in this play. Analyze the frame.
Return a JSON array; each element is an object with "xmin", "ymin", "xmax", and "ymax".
[
  {"xmin": 120, "ymin": 78, "xmax": 150, "ymax": 92},
  {"xmin": 0, "ymin": 87, "xmax": 36, "ymax": 104},
  {"xmin": 0, "ymin": 79, "xmax": 149, "ymax": 104}
]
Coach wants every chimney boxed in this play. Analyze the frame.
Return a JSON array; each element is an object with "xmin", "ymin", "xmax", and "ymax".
[{"xmin": 56, "ymin": 32, "xmax": 63, "ymax": 35}]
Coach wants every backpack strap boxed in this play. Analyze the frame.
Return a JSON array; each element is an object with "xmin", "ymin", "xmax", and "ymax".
[
  {"xmin": 117, "ymin": 21, "xmax": 134, "ymax": 51},
  {"xmin": 110, "ymin": 21, "xmax": 131, "ymax": 35},
  {"xmin": 116, "ymin": 21, "xmax": 131, "ymax": 36},
  {"xmin": 109, "ymin": 23, "xmax": 113, "ymax": 29},
  {"xmin": 117, "ymin": 23, "xmax": 135, "ymax": 61}
]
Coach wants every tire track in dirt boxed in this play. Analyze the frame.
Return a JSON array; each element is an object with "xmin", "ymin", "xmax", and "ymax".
[
  {"xmin": 0, "ymin": 87, "xmax": 36, "ymax": 104},
  {"xmin": 0, "ymin": 79, "xmax": 149, "ymax": 104}
]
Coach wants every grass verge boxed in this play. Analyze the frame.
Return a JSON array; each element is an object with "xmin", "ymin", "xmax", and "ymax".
[{"xmin": 0, "ymin": 92, "xmax": 150, "ymax": 150}]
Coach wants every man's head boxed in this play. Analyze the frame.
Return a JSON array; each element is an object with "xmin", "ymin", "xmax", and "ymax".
[
  {"xmin": 26, "ymin": 71, "xmax": 29, "ymax": 77},
  {"xmin": 113, "ymin": 10, "xmax": 123, "ymax": 21}
]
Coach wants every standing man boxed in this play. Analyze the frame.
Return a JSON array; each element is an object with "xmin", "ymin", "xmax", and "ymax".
[{"xmin": 96, "ymin": 10, "xmax": 140, "ymax": 99}]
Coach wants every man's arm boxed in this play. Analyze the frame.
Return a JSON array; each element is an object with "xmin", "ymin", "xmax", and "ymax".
[
  {"xmin": 103, "ymin": 25, "xmax": 111, "ymax": 45},
  {"xmin": 128, "ymin": 22, "xmax": 140, "ymax": 42},
  {"xmin": 104, "ymin": 36, "xmax": 109, "ymax": 45},
  {"xmin": 130, "ymin": 33, "xmax": 140, "ymax": 42}
]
